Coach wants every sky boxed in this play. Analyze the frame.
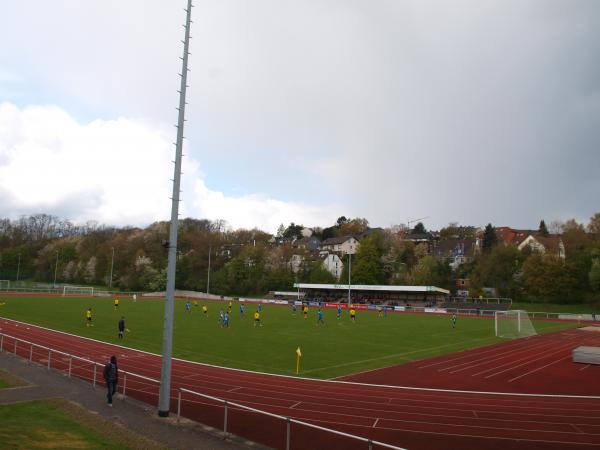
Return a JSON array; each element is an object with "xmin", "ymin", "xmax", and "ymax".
[{"xmin": 1, "ymin": 0, "xmax": 599, "ymax": 233}]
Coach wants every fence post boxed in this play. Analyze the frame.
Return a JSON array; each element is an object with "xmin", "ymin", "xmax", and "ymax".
[
  {"xmin": 368, "ymin": 439, "xmax": 373, "ymax": 450},
  {"xmin": 177, "ymin": 390, "xmax": 181, "ymax": 422},
  {"xmin": 68, "ymin": 356, "xmax": 72, "ymax": 378},
  {"xmin": 47, "ymin": 349, "xmax": 51, "ymax": 370},
  {"xmin": 223, "ymin": 400, "xmax": 228, "ymax": 438},
  {"xmin": 93, "ymin": 365, "xmax": 97, "ymax": 388},
  {"xmin": 122, "ymin": 372, "xmax": 127, "ymax": 398},
  {"xmin": 29, "ymin": 344, "xmax": 33, "ymax": 363},
  {"xmin": 286, "ymin": 418, "xmax": 291, "ymax": 450},
  {"xmin": 14, "ymin": 339, "xmax": 17, "ymax": 355},
  {"xmin": 0, "ymin": 334, "xmax": 3, "ymax": 352}
]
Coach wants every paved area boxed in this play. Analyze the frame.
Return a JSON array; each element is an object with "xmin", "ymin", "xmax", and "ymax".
[{"xmin": 0, "ymin": 350, "xmax": 266, "ymax": 450}]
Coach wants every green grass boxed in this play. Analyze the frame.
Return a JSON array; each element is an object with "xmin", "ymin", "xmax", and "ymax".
[
  {"xmin": 0, "ymin": 379, "xmax": 9, "ymax": 389},
  {"xmin": 0, "ymin": 400, "xmax": 130, "ymax": 450},
  {"xmin": 0, "ymin": 296, "xmax": 578, "ymax": 379}
]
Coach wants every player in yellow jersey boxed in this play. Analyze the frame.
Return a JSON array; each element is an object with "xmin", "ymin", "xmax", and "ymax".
[
  {"xmin": 350, "ymin": 307, "xmax": 356, "ymax": 322},
  {"xmin": 114, "ymin": 298, "xmax": 119, "ymax": 310},
  {"xmin": 303, "ymin": 305, "xmax": 308, "ymax": 319},
  {"xmin": 202, "ymin": 305, "xmax": 208, "ymax": 316},
  {"xmin": 85, "ymin": 308, "xmax": 93, "ymax": 327},
  {"xmin": 254, "ymin": 310, "xmax": 262, "ymax": 327}
]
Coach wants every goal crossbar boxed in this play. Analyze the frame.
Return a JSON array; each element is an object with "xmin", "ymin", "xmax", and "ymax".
[{"xmin": 63, "ymin": 286, "xmax": 95, "ymax": 296}]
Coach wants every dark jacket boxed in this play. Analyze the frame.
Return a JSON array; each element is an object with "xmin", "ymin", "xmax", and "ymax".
[
  {"xmin": 118, "ymin": 319, "xmax": 125, "ymax": 331},
  {"xmin": 103, "ymin": 362, "xmax": 118, "ymax": 383}
]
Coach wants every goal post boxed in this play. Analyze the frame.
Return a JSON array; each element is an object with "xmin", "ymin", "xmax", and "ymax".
[
  {"xmin": 495, "ymin": 310, "xmax": 537, "ymax": 338},
  {"xmin": 63, "ymin": 286, "xmax": 95, "ymax": 297}
]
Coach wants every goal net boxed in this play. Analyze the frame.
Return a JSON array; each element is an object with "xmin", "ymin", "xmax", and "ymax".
[
  {"xmin": 495, "ymin": 310, "xmax": 537, "ymax": 338},
  {"xmin": 63, "ymin": 286, "xmax": 95, "ymax": 296},
  {"xmin": 0, "ymin": 280, "xmax": 9, "ymax": 290}
]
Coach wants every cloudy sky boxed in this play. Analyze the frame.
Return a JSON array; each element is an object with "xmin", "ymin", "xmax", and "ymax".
[{"xmin": 1, "ymin": 0, "xmax": 599, "ymax": 232}]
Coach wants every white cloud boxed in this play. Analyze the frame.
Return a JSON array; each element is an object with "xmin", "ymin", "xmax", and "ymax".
[{"xmin": 0, "ymin": 102, "xmax": 336, "ymax": 231}]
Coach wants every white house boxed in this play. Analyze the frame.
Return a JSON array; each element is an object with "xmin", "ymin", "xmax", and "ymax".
[
  {"xmin": 517, "ymin": 235, "xmax": 566, "ymax": 259},
  {"xmin": 322, "ymin": 253, "xmax": 344, "ymax": 280},
  {"xmin": 320, "ymin": 235, "xmax": 359, "ymax": 255}
]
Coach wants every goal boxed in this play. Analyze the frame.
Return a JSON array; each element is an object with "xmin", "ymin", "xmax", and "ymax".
[
  {"xmin": 63, "ymin": 285, "xmax": 95, "ymax": 296},
  {"xmin": 0, "ymin": 280, "xmax": 9, "ymax": 290},
  {"xmin": 495, "ymin": 310, "xmax": 537, "ymax": 338}
]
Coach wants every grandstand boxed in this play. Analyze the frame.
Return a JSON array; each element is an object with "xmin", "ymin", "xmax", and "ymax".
[{"xmin": 293, "ymin": 283, "xmax": 450, "ymax": 306}]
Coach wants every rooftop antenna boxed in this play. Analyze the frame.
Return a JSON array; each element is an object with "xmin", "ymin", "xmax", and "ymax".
[{"xmin": 158, "ymin": 0, "xmax": 193, "ymax": 418}]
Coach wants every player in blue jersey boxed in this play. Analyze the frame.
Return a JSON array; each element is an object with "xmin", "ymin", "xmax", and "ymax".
[
  {"xmin": 337, "ymin": 304, "xmax": 342, "ymax": 320},
  {"xmin": 317, "ymin": 308, "xmax": 325, "ymax": 326},
  {"xmin": 239, "ymin": 303, "xmax": 245, "ymax": 317}
]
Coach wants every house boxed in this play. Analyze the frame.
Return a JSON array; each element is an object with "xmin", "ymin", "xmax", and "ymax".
[
  {"xmin": 495, "ymin": 227, "xmax": 536, "ymax": 246},
  {"xmin": 403, "ymin": 232, "xmax": 438, "ymax": 255},
  {"xmin": 434, "ymin": 239, "xmax": 477, "ymax": 270},
  {"xmin": 320, "ymin": 235, "xmax": 359, "ymax": 255},
  {"xmin": 322, "ymin": 253, "xmax": 344, "ymax": 280},
  {"xmin": 293, "ymin": 235, "xmax": 321, "ymax": 252},
  {"xmin": 517, "ymin": 235, "xmax": 566, "ymax": 259}
]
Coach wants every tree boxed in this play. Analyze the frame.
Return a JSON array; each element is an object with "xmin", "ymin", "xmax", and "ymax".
[
  {"xmin": 408, "ymin": 256, "xmax": 452, "ymax": 288},
  {"xmin": 538, "ymin": 220, "xmax": 549, "ymax": 236},
  {"xmin": 590, "ymin": 260, "xmax": 600, "ymax": 292},
  {"xmin": 470, "ymin": 245, "xmax": 523, "ymax": 298},
  {"xmin": 276, "ymin": 224, "xmax": 285, "ymax": 239},
  {"xmin": 588, "ymin": 213, "xmax": 600, "ymax": 238},
  {"xmin": 282, "ymin": 223, "xmax": 303, "ymax": 241},
  {"xmin": 482, "ymin": 223, "xmax": 497, "ymax": 253},
  {"xmin": 351, "ymin": 234, "xmax": 384, "ymax": 285},
  {"xmin": 413, "ymin": 222, "xmax": 426, "ymax": 234},
  {"xmin": 336, "ymin": 216, "xmax": 349, "ymax": 227},
  {"xmin": 522, "ymin": 254, "xmax": 581, "ymax": 303}
]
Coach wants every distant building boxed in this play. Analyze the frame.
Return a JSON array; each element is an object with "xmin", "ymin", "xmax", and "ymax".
[
  {"xmin": 293, "ymin": 235, "xmax": 321, "ymax": 252},
  {"xmin": 434, "ymin": 239, "xmax": 477, "ymax": 270},
  {"xmin": 321, "ymin": 253, "xmax": 344, "ymax": 280},
  {"xmin": 494, "ymin": 227, "xmax": 536, "ymax": 246},
  {"xmin": 403, "ymin": 232, "xmax": 438, "ymax": 255},
  {"xmin": 518, "ymin": 235, "xmax": 566, "ymax": 259},
  {"xmin": 320, "ymin": 235, "xmax": 359, "ymax": 255}
]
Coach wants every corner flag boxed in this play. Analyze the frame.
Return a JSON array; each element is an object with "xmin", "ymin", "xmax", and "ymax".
[{"xmin": 296, "ymin": 347, "xmax": 302, "ymax": 374}]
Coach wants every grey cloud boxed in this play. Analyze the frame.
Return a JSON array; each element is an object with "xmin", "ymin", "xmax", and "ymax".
[{"xmin": 1, "ymin": 0, "xmax": 599, "ymax": 230}]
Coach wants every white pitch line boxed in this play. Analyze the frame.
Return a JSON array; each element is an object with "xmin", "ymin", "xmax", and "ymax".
[
  {"xmin": 373, "ymin": 418, "xmax": 380, "ymax": 428},
  {"xmin": 507, "ymin": 356, "xmax": 571, "ymax": 383},
  {"xmin": 290, "ymin": 401, "xmax": 302, "ymax": 409}
]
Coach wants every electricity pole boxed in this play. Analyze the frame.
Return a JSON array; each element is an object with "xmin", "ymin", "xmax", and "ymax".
[
  {"xmin": 53, "ymin": 251, "xmax": 59, "ymax": 288},
  {"xmin": 109, "ymin": 247, "xmax": 115, "ymax": 288},
  {"xmin": 16, "ymin": 253, "xmax": 21, "ymax": 283},
  {"xmin": 158, "ymin": 0, "xmax": 193, "ymax": 418},
  {"xmin": 206, "ymin": 245, "xmax": 211, "ymax": 295}
]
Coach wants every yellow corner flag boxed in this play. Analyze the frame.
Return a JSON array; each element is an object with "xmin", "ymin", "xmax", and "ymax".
[{"xmin": 296, "ymin": 347, "xmax": 302, "ymax": 374}]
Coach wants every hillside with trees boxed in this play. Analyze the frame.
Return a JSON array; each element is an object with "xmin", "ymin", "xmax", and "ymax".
[{"xmin": 1, "ymin": 213, "xmax": 599, "ymax": 305}]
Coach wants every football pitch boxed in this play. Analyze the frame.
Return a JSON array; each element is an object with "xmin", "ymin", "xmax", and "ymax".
[{"xmin": 0, "ymin": 296, "xmax": 578, "ymax": 379}]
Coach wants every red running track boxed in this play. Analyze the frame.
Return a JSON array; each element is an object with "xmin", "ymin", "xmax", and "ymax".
[
  {"xmin": 1, "ymin": 317, "xmax": 600, "ymax": 450},
  {"xmin": 340, "ymin": 327, "xmax": 600, "ymax": 396}
]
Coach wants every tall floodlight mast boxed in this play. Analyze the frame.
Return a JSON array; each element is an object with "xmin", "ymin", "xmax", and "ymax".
[{"xmin": 158, "ymin": 0, "xmax": 193, "ymax": 418}]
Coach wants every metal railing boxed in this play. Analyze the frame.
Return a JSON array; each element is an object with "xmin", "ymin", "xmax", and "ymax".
[
  {"xmin": 0, "ymin": 332, "xmax": 160, "ymax": 401},
  {"xmin": 0, "ymin": 332, "xmax": 407, "ymax": 450},
  {"xmin": 177, "ymin": 387, "xmax": 406, "ymax": 450}
]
